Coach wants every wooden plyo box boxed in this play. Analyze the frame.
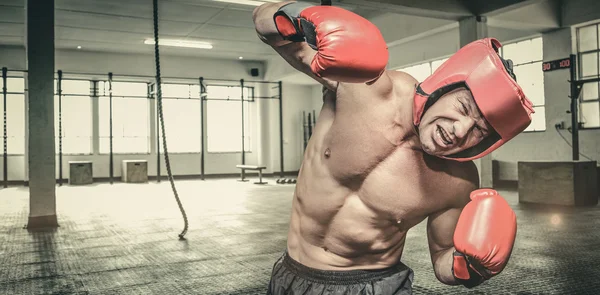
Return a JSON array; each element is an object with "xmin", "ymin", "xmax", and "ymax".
[
  {"xmin": 69, "ymin": 161, "xmax": 93, "ymax": 185},
  {"xmin": 121, "ymin": 160, "xmax": 148, "ymax": 183},
  {"xmin": 518, "ymin": 161, "xmax": 598, "ymax": 206}
]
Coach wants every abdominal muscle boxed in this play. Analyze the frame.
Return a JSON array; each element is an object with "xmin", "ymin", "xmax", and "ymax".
[{"xmin": 286, "ymin": 166, "xmax": 408, "ymax": 271}]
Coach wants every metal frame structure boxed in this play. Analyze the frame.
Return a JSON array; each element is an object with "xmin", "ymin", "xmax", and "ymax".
[
  {"xmin": 569, "ymin": 54, "xmax": 600, "ymax": 160},
  {"xmin": 1, "ymin": 68, "xmax": 285, "ymax": 186}
]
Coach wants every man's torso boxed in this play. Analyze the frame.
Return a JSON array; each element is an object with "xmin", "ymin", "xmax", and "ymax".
[{"xmin": 287, "ymin": 71, "xmax": 476, "ymax": 270}]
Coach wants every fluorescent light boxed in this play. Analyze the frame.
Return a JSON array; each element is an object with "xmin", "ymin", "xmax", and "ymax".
[
  {"xmin": 239, "ymin": 56, "xmax": 243, "ymax": 59},
  {"xmin": 211, "ymin": 0, "xmax": 281, "ymax": 6},
  {"xmin": 77, "ymin": 45, "xmax": 82, "ymax": 49},
  {"xmin": 144, "ymin": 38, "xmax": 213, "ymax": 49}
]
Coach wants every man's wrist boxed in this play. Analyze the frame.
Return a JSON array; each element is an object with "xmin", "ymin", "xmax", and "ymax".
[
  {"xmin": 451, "ymin": 251, "xmax": 486, "ymax": 288},
  {"xmin": 434, "ymin": 248, "xmax": 460, "ymax": 285}
]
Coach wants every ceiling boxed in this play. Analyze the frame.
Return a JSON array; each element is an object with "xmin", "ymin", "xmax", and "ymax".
[{"xmin": 0, "ymin": 0, "xmax": 561, "ymax": 62}]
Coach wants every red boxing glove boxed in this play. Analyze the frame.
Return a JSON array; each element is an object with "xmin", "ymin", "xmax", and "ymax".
[
  {"xmin": 452, "ymin": 189, "xmax": 516, "ymax": 288},
  {"xmin": 273, "ymin": 2, "xmax": 388, "ymax": 83}
]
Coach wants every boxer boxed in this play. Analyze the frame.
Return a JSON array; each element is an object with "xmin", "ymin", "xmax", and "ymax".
[{"xmin": 253, "ymin": 1, "xmax": 534, "ymax": 294}]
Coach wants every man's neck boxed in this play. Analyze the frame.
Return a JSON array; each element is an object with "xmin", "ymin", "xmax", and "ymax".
[{"xmin": 396, "ymin": 88, "xmax": 423, "ymax": 151}]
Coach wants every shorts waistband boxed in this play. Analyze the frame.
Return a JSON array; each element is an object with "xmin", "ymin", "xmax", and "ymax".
[{"xmin": 280, "ymin": 251, "xmax": 409, "ymax": 284}]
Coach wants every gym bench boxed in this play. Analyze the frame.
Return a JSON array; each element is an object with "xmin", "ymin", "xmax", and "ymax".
[{"xmin": 236, "ymin": 165, "xmax": 268, "ymax": 184}]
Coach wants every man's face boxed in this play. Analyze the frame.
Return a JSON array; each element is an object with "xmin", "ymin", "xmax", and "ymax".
[{"xmin": 417, "ymin": 88, "xmax": 493, "ymax": 157}]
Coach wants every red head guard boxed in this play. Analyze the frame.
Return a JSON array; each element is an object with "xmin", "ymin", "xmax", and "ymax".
[{"xmin": 413, "ymin": 38, "xmax": 535, "ymax": 161}]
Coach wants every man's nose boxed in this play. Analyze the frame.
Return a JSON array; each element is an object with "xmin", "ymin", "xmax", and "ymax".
[{"xmin": 453, "ymin": 117, "xmax": 476, "ymax": 139}]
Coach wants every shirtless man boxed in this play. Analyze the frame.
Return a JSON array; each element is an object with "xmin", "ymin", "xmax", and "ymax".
[{"xmin": 253, "ymin": 1, "xmax": 535, "ymax": 294}]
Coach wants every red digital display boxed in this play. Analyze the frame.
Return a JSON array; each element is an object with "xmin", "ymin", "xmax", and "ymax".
[{"xmin": 542, "ymin": 58, "xmax": 571, "ymax": 72}]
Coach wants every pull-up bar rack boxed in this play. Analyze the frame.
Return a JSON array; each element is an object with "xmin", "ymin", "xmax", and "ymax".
[{"xmin": 1, "ymin": 68, "xmax": 286, "ymax": 186}]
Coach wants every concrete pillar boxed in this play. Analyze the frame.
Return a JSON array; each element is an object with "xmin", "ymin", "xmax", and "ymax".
[
  {"xmin": 459, "ymin": 16, "xmax": 488, "ymax": 48},
  {"xmin": 26, "ymin": 0, "xmax": 57, "ymax": 229},
  {"xmin": 459, "ymin": 16, "xmax": 493, "ymax": 188}
]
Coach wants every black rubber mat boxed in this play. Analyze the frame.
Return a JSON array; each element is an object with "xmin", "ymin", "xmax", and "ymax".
[{"xmin": 0, "ymin": 179, "xmax": 598, "ymax": 294}]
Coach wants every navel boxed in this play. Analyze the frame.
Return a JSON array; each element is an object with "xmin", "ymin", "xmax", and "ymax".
[{"xmin": 324, "ymin": 148, "xmax": 331, "ymax": 158}]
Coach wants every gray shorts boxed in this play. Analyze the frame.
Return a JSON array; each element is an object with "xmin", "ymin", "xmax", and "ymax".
[{"xmin": 267, "ymin": 251, "xmax": 414, "ymax": 295}]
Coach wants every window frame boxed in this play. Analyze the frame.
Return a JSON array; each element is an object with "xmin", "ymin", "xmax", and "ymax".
[
  {"xmin": 55, "ymin": 78, "xmax": 94, "ymax": 155},
  {"xmin": 205, "ymin": 84, "xmax": 254, "ymax": 154},
  {"xmin": 98, "ymin": 80, "xmax": 152, "ymax": 155},
  {"xmin": 0, "ymin": 76, "xmax": 26, "ymax": 156},
  {"xmin": 576, "ymin": 23, "xmax": 600, "ymax": 129}
]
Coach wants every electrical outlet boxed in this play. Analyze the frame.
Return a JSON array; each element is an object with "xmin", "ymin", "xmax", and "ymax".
[{"xmin": 555, "ymin": 121, "xmax": 565, "ymax": 129}]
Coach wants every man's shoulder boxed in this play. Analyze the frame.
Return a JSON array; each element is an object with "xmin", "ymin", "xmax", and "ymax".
[
  {"xmin": 386, "ymin": 70, "xmax": 419, "ymax": 86},
  {"xmin": 423, "ymin": 159, "xmax": 479, "ymax": 208},
  {"xmin": 445, "ymin": 160, "xmax": 480, "ymax": 206}
]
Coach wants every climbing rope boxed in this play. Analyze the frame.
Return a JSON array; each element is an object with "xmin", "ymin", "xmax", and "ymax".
[{"xmin": 152, "ymin": 0, "xmax": 189, "ymax": 240}]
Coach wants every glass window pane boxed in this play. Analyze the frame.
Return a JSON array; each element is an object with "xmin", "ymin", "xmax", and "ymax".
[
  {"xmin": 206, "ymin": 97, "xmax": 251, "ymax": 153},
  {"xmin": 158, "ymin": 98, "xmax": 201, "ymax": 153},
  {"xmin": 0, "ymin": 77, "xmax": 25, "ymax": 93},
  {"xmin": 397, "ymin": 62, "xmax": 431, "ymax": 82},
  {"xmin": 580, "ymin": 101, "xmax": 600, "ymax": 128},
  {"xmin": 99, "ymin": 96, "xmax": 149, "ymax": 154},
  {"xmin": 502, "ymin": 43, "xmax": 516, "ymax": 61},
  {"xmin": 431, "ymin": 58, "xmax": 449, "ymax": 73},
  {"xmin": 207, "ymin": 85, "xmax": 233, "ymax": 100},
  {"xmin": 59, "ymin": 80, "xmax": 90, "ymax": 96},
  {"xmin": 524, "ymin": 106, "xmax": 546, "ymax": 131},
  {"xmin": 582, "ymin": 81, "xmax": 599, "ymax": 101},
  {"xmin": 109, "ymin": 81, "xmax": 148, "ymax": 97},
  {"xmin": 529, "ymin": 37, "xmax": 543, "ymax": 61},
  {"xmin": 55, "ymin": 96, "xmax": 92, "ymax": 154},
  {"xmin": 516, "ymin": 40, "xmax": 532, "ymax": 64},
  {"xmin": 162, "ymin": 84, "xmax": 192, "ymax": 98},
  {"xmin": 578, "ymin": 25, "xmax": 598, "ymax": 52},
  {"xmin": 189, "ymin": 85, "xmax": 200, "ymax": 99},
  {"xmin": 514, "ymin": 62, "xmax": 545, "ymax": 106},
  {"xmin": 502, "ymin": 42, "xmax": 527, "ymax": 65},
  {"xmin": 581, "ymin": 52, "xmax": 599, "ymax": 77},
  {"xmin": 207, "ymin": 100, "xmax": 241, "ymax": 152},
  {"xmin": 0, "ymin": 94, "xmax": 25, "ymax": 154}
]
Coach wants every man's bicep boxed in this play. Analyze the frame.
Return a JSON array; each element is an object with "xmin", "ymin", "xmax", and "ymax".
[
  {"xmin": 271, "ymin": 42, "xmax": 338, "ymax": 91},
  {"xmin": 426, "ymin": 207, "xmax": 463, "ymax": 259}
]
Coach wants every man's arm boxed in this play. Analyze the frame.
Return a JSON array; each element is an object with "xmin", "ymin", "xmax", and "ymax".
[
  {"xmin": 427, "ymin": 164, "xmax": 517, "ymax": 289},
  {"xmin": 253, "ymin": 1, "xmax": 337, "ymax": 91},
  {"xmin": 252, "ymin": 1, "xmax": 392, "ymax": 93},
  {"xmin": 427, "ymin": 163, "xmax": 478, "ymax": 285},
  {"xmin": 426, "ymin": 204, "xmax": 468, "ymax": 285}
]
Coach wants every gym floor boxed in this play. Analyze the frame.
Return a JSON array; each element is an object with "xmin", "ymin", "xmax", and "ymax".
[{"xmin": 0, "ymin": 179, "xmax": 598, "ymax": 294}]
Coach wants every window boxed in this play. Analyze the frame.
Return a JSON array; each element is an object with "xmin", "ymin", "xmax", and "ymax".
[
  {"xmin": 99, "ymin": 81, "xmax": 150, "ymax": 154},
  {"xmin": 55, "ymin": 79, "xmax": 92, "ymax": 154},
  {"xmin": 397, "ymin": 63, "xmax": 432, "ymax": 82},
  {"xmin": 206, "ymin": 85, "xmax": 252, "ymax": 153},
  {"xmin": 500, "ymin": 37, "xmax": 545, "ymax": 132},
  {"xmin": 0, "ymin": 77, "xmax": 25, "ymax": 155},
  {"xmin": 158, "ymin": 83, "xmax": 202, "ymax": 153},
  {"xmin": 397, "ymin": 57, "xmax": 449, "ymax": 82},
  {"xmin": 577, "ymin": 23, "xmax": 600, "ymax": 128}
]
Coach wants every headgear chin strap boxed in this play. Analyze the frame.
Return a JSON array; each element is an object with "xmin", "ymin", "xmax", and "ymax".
[{"xmin": 413, "ymin": 38, "xmax": 534, "ymax": 162}]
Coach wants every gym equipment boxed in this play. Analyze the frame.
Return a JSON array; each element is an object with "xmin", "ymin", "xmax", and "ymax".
[
  {"xmin": 108, "ymin": 72, "xmax": 114, "ymax": 184},
  {"xmin": 302, "ymin": 110, "xmax": 317, "ymax": 151},
  {"xmin": 2, "ymin": 67, "xmax": 7, "ymax": 188},
  {"xmin": 152, "ymin": 0, "xmax": 188, "ymax": 240}
]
